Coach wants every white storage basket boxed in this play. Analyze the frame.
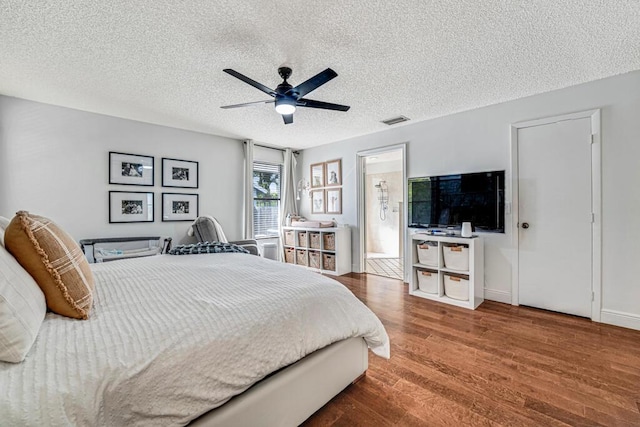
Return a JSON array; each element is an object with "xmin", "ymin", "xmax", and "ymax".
[
  {"xmin": 416, "ymin": 241, "xmax": 438, "ymax": 266},
  {"xmin": 416, "ymin": 269, "xmax": 438, "ymax": 294},
  {"xmin": 442, "ymin": 244, "xmax": 469, "ymax": 271},
  {"xmin": 444, "ymin": 274, "xmax": 469, "ymax": 301}
]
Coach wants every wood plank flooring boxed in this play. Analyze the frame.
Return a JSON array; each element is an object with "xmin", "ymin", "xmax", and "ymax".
[{"xmin": 303, "ymin": 273, "xmax": 640, "ymax": 426}]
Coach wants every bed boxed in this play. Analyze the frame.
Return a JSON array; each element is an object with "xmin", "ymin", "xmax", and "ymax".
[{"xmin": 0, "ymin": 252, "xmax": 389, "ymax": 426}]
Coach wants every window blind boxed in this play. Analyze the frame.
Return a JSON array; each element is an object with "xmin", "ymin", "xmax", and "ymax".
[{"xmin": 252, "ymin": 161, "xmax": 282, "ymax": 238}]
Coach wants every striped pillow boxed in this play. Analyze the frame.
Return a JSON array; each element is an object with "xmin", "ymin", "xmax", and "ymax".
[{"xmin": 4, "ymin": 211, "xmax": 94, "ymax": 319}]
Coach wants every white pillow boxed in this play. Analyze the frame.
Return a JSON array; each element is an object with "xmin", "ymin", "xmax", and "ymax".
[
  {"xmin": 0, "ymin": 243, "xmax": 47, "ymax": 362},
  {"xmin": 0, "ymin": 216, "xmax": 9, "ymax": 247}
]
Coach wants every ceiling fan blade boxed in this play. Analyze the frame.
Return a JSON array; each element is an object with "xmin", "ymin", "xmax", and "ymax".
[
  {"xmin": 297, "ymin": 98, "xmax": 350, "ymax": 112},
  {"xmin": 223, "ymin": 69, "xmax": 276, "ymax": 97},
  {"xmin": 220, "ymin": 100, "xmax": 275, "ymax": 109},
  {"xmin": 282, "ymin": 114, "xmax": 294, "ymax": 125},
  {"xmin": 288, "ymin": 68, "xmax": 338, "ymax": 98}
]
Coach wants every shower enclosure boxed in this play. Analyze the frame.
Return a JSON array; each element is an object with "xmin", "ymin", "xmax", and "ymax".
[
  {"xmin": 362, "ymin": 150, "xmax": 404, "ymax": 280},
  {"xmin": 375, "ymin": 181, "xmax": 389, "ymax": 221}
]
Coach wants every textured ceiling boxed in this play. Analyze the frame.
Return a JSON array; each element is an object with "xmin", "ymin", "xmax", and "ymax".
[{"xmin": 1, "ymin": 1, "xmax": 639, "ymax": 149}]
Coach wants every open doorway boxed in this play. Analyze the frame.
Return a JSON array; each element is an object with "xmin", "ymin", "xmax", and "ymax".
[{"xmin": 358, "ymin": 146, "xmax": 406, "ymax": 280}]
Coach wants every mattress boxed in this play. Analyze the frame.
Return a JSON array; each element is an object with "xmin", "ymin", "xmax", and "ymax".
[{"xmin": 0, "ymin": 253, "xmax": 389, "ymax": 426}]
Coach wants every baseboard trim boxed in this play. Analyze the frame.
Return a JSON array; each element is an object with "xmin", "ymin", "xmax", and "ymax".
[
  {"xmin": 484, "ymin": 289, "xmax": 511, "ymax": 304},
  {"xmin": 601, "ymin": 309, "xmax": 640, "ymax": 331}
]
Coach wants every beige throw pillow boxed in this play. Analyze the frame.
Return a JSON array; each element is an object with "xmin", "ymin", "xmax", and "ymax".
[{"xmin": 4, "ymin": 211, "xmax": 94, "ymax": 319}]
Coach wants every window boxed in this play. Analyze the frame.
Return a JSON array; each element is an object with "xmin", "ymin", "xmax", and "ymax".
[{"xmin": 253, "ymin": 161, "xmax": 281, "ymax": 238}]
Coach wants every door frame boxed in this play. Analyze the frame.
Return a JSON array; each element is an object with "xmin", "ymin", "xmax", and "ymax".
[
  {"xmin": 356, "ymin": 143, "xmax": 407, "ymax": 278},
  {"xmin": 510, "ymin": 109, "xmax": 601, "ymax": 321}
]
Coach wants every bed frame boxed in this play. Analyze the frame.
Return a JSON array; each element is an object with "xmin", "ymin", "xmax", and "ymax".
[{"xmin": 190, "ymin": 337, "xmax": 368, "ymax": 426}]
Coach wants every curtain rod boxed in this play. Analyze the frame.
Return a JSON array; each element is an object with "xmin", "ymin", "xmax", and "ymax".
[{"xmin": 244, "ymin": 141, "xmax": 300, "ymax": 155}]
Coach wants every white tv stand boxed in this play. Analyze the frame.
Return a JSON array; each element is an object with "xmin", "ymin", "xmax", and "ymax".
[{"xmin": 409, "ymin": 232, "xmax": 484, "ymax": 309}]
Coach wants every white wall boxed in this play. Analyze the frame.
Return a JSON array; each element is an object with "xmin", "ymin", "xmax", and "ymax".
[
  {"xmin": 297, "ymin": 70, "xmax": 640, "ymax": 329},
  {"xmin": 0, "ymin": 96, "xmax": 244, "ymax": 243}
]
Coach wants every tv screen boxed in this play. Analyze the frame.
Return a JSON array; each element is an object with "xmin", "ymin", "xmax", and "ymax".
[{"xmin": 408, "ymin": 170, "xmax": 505, "ymax": 232}]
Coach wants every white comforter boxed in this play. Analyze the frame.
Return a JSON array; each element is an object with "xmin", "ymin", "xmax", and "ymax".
[{"xmin": 0, "ymin": 254, "xmax": 389, "ymax": 426}]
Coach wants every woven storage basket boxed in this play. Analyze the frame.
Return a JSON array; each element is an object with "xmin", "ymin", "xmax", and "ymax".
[
  {"xmin": 416, "ymin": 269, "xmax": 438, "ymax": 293},
  {"xmin": 416, "ymin": 241, "xmax": 438, "ymax": 266},
  {"xmin": 297, "ymin": 231, "xmax": 308, "ymax": 247},
  {"xmin": 444, "ymin": 274, "xmax": 469, "ymax": 301},
  {"xmin": 309, "ymin": 251, "xmax": 321, "ymax": 269},
  {"xmin": 296, "ymin": 249, "xmax": 308, "ymax": 266},
  {"xmin": 323, "ymin": 233, "xmax": 336, "ymax": 251},
  {"xmin": 309, "ymin": 232, "xmax": 321, "ymax": 249},
  {"xmin": 284, "ymin": 230, "xmax": 295, "ymax": 246},
  {"xmin": 322, "ymin": 253, "xmax": 336, "ymax": 271},
  {"xmin": 284, "ymin": 248, "xmax": 295, "ymax": 264},
  {"xmin": 442, "ymin": 244, "xmax": 469, "ymax": 271}
]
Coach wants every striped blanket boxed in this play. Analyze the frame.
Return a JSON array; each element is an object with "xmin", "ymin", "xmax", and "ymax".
[{"xmin": 168, "ymin": 242, "xmax": 249, "ymax": 255}]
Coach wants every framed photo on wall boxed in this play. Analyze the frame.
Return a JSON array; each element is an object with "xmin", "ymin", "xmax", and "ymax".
[
  {"xmin": 109, "ymin": 152, "xmax": 154, "ymax": 186},
  {"xmin": 162, "ymin": 158, "xmax": 199, "ymax": 188},
  {"xmin": 310, "ymin": 162, "xmax": 325, "ymax": 188},
  {"xmin": 311, "ymin": 190, "xmax": 325, "ymax": 214},
  {"xmin": 109, "ymin": 191, "xmax": 154, "ymax": 223},
  {"xmin": 325, "ymin": 159, "xmax": 342, "ymax": 186},
  {"xmin": 162, "ymin": 193, "xmax": 199, "ymax": 221},
  {"xmin": 326, "ymin": 188, "xmax": 342, "ymax": 214}
]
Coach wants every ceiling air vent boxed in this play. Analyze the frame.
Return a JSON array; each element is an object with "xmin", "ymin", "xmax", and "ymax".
[{"xmin": 381, "ymin": 115, "xmax": 410, "ymax": 126}]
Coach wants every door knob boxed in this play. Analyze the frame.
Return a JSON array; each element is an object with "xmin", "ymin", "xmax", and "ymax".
[{"xmin": 521, "ymin": 222, "xmax": 530, "ymax": 229}]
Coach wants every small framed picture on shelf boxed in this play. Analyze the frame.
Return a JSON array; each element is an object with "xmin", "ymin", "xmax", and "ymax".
[
  {"xmin": 310, "ymin": 162, "xmax": 325, "ymax": 188},
  {"xmin": 109, "ymin": 191, "xmax": 154, "ymax": 223},
  {"xmin": 311, "ymin": 190, "xmax": 325, "ymax": 214},
  {"xmin": 326, "ymin": 188, "xmax": 342, "ymax": 214},
  {"xmin": 325, "ymin": 159, "xmax": 342, "ymax": 186},
  {"xmin": 162, "ymin": 193, "xmax": 199, "ymax": 221},
  {"xmin": 162, "ymin": 158, "xmax": 199, "ymax": 188},
  {"xmin": 109, "ymin": 152, "xmax": 154, "ymax": 186}
]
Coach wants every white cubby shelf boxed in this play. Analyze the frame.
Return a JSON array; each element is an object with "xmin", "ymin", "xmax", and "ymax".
[
  {"xmin": 409, "ymin": 233, "xmax": 484, "ymax": 310},
  {"xmin": 282, "ymin": 226, "xmax": 351, "ymax": 276}
]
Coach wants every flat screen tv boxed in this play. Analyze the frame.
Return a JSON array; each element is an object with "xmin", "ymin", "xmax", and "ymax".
[{"xmin": 408, "ymin": 170, "xmax": 505, "ymax": 232}]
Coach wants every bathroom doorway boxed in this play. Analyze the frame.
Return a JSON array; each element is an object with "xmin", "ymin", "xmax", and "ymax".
[{"xmin": 357, "ymin": 145, "xmax": 406, "ymax": 280}]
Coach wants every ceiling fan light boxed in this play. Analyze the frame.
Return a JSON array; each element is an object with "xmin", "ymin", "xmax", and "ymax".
[{"xmin": 275, "ymin": 99, "xmax": 296, "ymax": 115}]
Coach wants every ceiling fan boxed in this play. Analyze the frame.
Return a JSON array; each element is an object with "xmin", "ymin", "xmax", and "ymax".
[{"xmin": 220, "ymin": 66, "xmax": 350, "ymax": 124}]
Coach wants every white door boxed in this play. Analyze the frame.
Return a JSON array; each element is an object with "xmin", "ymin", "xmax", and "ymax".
[{"xmin": 517, "ymin": 117, "xmax": 593, "ymax": 317}]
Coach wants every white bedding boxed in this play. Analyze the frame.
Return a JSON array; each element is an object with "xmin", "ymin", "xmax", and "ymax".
[{"xmin": 0, "ymin": 254, "xmax": 389, "ymax": 426}]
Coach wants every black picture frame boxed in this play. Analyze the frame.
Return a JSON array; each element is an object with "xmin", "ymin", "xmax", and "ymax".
[
  {"xmin": 162, "ymin": 158, "xmax": 199, "ymax": 188},
  {"xmin": 162, "ymin": 192, "xmax": 199, "ymax": 221},
  {"xmin": 109, "ymin": 152, "xmax": 154, "ymax": 186},
  {"xmin": 109, "ymin": 191, "xmax": 154, "ymax": 223}
]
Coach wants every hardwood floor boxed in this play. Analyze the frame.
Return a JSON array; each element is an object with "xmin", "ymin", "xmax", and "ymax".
[{"xmin": 303, "ymin": 273, "xmax": 640, "ymax": 426}]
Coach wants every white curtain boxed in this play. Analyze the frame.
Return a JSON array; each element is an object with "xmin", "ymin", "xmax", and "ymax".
[
  {"xmin": 278, "ymin": 148, "xmax": 298, "ymax": 262},
  {"xmin": 280, "ymin": 148, "xmax": 298, "ymax": 224},
  {"xmin": 243, "ymin": 140, "xmax": 254, "ymax": 240}
]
